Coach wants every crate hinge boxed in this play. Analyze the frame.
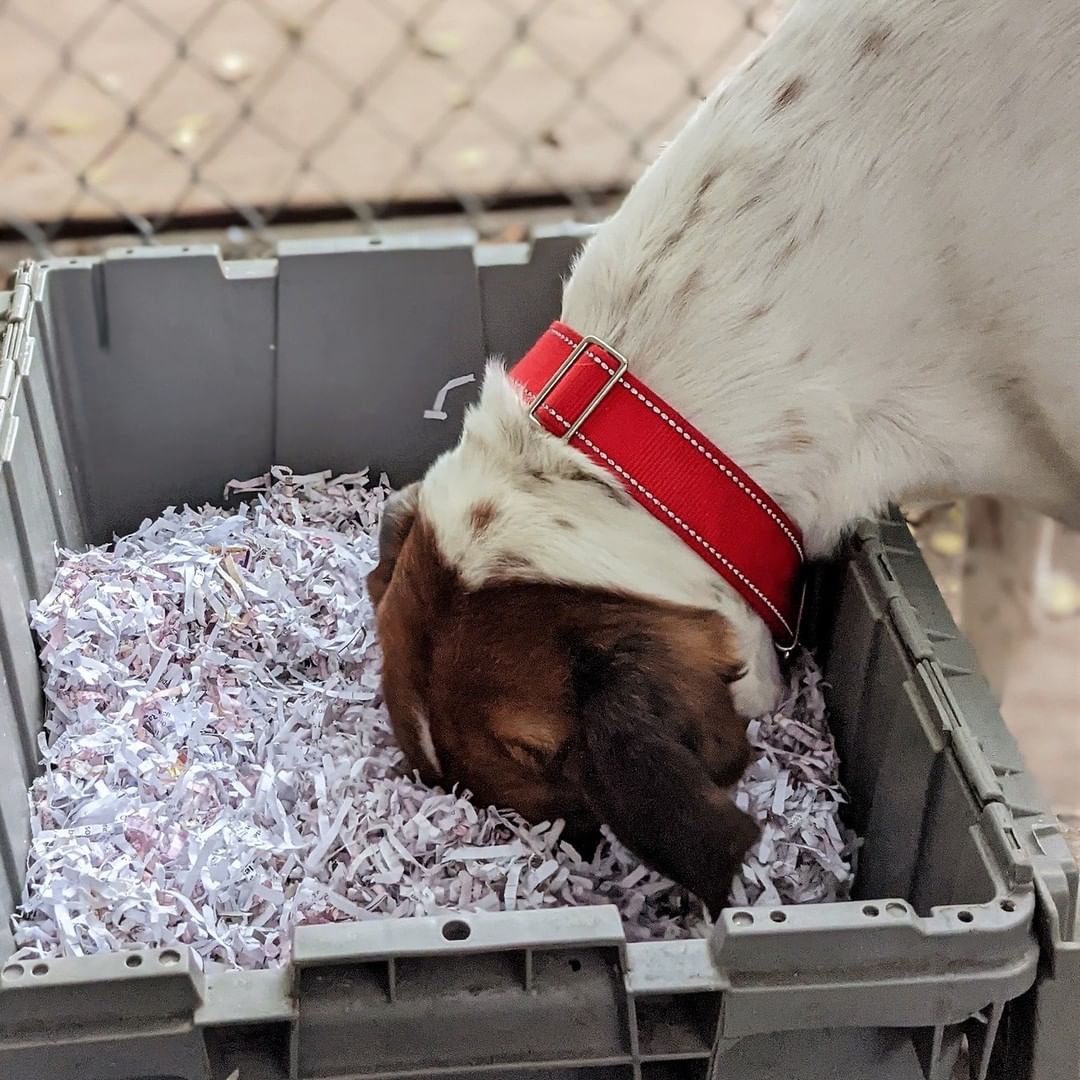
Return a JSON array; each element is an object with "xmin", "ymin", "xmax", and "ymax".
[
  {"xmin": 917, "ymin": 658, "xmax": 1005, "ymax": 808},
  {"xmin": 0, "ymin": 262, "xmax": 40, "ymax": 465}
]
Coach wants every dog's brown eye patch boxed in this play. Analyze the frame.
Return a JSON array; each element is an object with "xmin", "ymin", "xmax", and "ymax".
[
  {"xmin": 504, "ymin": 741, "xmax": 554, "ymax": 771},
  {"xmin": 503, "ymin": 735, "xmax": 577, "ymax": 779}
]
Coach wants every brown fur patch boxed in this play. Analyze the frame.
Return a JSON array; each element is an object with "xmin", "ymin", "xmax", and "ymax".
[
  {"xmin": 689, "ymin": 171, "xmax": 719, "ymax": 219},
  {"xmin": 733, "ymin": 194, "xmax": 763, "ymax": 218},
  {"xmin": 770, "ymin": 237, "xmax": 800, "ymax": 274},
  {"xmin": 773, "ymin": 77, "xmax": 806, "ymax": 113},
  {"xmin": 857, "ymin": 25, "xmax": 892, "ymax": 60},
  {"xmin": 615, "ymin": 274, "xmax": 649, "ymax": 321},
  {"xmin": 654, "ymin": 172, "xmax": 719, "ymax": 260},
  {"xmin": 697, "ymin": 170, "xmax": 720, "ymax": 198},
  {"xmin": 660, "ymin": 227, "xmax": 687, "ymax": 257},
  {"xmin": 469, "ymin": 500, "xmax": 498, "ymax": 534},
  {"xmin": 566, "ymin": 467, "xmax": 632, "ymax": 505},
  {"xmin": 491, "ymin": 552, "xmax": 533, "ymax": 571},
  {"xmin": 675, "ymin": 268, "xmax": 705, "ymax": 311},
  {"xmin": 367, "ymin": 484, "xmax": 419, "ymax": 608},
  {"xmin": 369, "ymin": 519, "xmax": 456, "ymax": 782},
  {"xmin": 374, "ymin": 530, "xmax": 756, "ymax": 909},
  {"xmin": 781, "ymin": 408, "xmax": 814, "ymax": 453}
]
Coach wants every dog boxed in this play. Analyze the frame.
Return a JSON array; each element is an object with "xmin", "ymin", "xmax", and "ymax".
[{"xmin": 368, "ymin": 0, "xmax": 1080, "ymax": 911}]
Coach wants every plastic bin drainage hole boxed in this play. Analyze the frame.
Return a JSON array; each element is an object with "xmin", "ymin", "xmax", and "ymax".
[
  {"xmin": 862, "ymin": 905, "xmax": 880, "ymax": 917},
  {"xmin": 568, "ymin": 958, "xmax": 582, "ymax": 972},
  {"xmin": 31, "ymin": 963, "xmax": 49, "ymax": 976},
  {"xmin": 957, "ymin": 910, "xmax": 974, "ymax": 923},
  {"xmin": 885, "ymin": 903, "xmax": 907, "ymax": 916},
  {"xmin": 3, "ymin": 964, "xmax": 24, "ymax": 979},
  {"xmin": 124, "ymin": 248, "xmax": 135, "ymax": 255},
  {"xmin": 68, "ymin": 259, "xmax": 78, "ymax": 266},
  {"xmin": 731, "ymin": 912, "xmax": 754, "ymax": 926},
  {"xmin": 368, "ymin": 238, "xmax": 383, "ymax": 246},
  {"xmin": 1001, "ymin": 900, "xmax": 1016, "ymax": 913},
  {"xmin": 125, "ymin": 953, "xmax": 144, "ymax": 968},
  {"xmin": 159, "ymin": 949, "xmax": 182, "ymax": 965},
  {"xmin": 769, "ymin": 910, "xmax": 787, "ymax": 923},
  {"xmin": 442, "ymin": 920, "xmax": 471, "ymax": 941}
]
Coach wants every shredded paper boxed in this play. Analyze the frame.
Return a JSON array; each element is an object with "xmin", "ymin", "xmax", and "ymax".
[{"xmin": 13, "ymin": 468, "xmax": 857, "ymax": 970}]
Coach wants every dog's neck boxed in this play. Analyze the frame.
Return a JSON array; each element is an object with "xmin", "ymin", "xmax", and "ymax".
[
  {"xmin": 424, "ymin": 0, "xmax": 1080, "ymax": 717},
  {"xmin": 559, "ymin": 126, "xmax": 954, "ymax": 560},
  {"xmin": 560, "ymin": 269, "xmax": 945, "ymax": 562},
  {"xmin": 560, "ymin": 0, "xmax": 1080, "ymax": 553}
]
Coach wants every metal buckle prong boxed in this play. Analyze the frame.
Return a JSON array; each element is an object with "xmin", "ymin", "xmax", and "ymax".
[
  {"xmin": 528, "ymin": 335, "xmax": 629, "ymax": 443},
  {"xmin": 775, "ymin": 578, "xmax": 806, "ymax": 658}
]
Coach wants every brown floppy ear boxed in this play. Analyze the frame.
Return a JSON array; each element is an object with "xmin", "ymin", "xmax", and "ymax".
[
  {"xmin": 571, "ymin": 633, "xmax": 759, "ymax": 915},
  {"xmin": 367, "ymin": 483, "xmax": 420, "ymax": 607}
]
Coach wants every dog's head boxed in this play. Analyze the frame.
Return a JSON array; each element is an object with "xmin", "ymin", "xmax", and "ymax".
[{"xmin": 367, "ymin": 367, "xmax": 760, "ymax": 911}]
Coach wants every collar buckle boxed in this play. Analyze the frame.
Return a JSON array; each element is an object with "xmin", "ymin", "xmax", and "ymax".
[{"xmin": 527, "ymin": 334, "xmax": 628, "ymax": 442}]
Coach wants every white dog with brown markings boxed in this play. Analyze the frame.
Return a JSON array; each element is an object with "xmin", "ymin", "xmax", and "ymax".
[{"xmin": 368, "ymin": 0, "xmax": 1080, "ymax": 912}]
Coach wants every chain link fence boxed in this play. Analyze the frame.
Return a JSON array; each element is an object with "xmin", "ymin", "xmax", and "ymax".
[{"xmin": 0, "ymin": 0, "xmax": 778, "ymax": 267}]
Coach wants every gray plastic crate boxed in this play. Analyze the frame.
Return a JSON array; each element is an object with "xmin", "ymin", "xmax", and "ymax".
[{"xmin": 0, "ymin": 231, "xmax": 1076, "ymax": 1080}]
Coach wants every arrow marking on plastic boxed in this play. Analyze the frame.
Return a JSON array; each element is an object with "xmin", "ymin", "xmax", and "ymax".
[{"xmin": 424, "ymin": 373, "xmax": 476, "ymax": 420}]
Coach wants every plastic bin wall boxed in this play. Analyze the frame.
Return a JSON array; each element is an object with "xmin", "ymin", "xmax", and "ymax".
[{"xmin": 0, "ymin": 232, "xmax": 1076, "ymax": 1080}]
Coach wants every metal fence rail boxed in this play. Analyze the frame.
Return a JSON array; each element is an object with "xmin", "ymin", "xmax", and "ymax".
[{"xmin": 0, "ymin": 0, "xmax": 777, "ymax": 262}]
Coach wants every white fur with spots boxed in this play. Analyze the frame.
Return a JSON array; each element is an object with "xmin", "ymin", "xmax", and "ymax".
[{"xmin": 419, "ymin": 0, "xmax": 1080, "ymax": 713}]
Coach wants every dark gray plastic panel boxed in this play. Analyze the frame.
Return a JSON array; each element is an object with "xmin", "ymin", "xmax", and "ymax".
[
  {"xmin": 0, "ymin": 561, "xmax": 36, "ymax": 938},
  {"xmin": 19, "ymin": 288, "xmax": 83, "ymax": 557},
  {"xmin": 0, "ymin": 236, "xmax": 1076, "ymax": 1080},
  {"xmin": 477, "ymin": 223, "xmax": 592, "ymax": 363},
  {"xmin": 39, "ymin": 247, "xmax": 276, "ymax": 542},
  {"xmin": 275, "ymin": 233, "xmax": 488, "ymax": 486},
  {"xmin": 0, "ymin": 271, "xmax": 82, "ymax": 943}
]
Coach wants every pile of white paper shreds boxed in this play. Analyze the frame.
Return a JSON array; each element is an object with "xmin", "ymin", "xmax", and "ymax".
[{"xmin": 12, "ymin": 468, "xmax": 857, "ymax": 970}]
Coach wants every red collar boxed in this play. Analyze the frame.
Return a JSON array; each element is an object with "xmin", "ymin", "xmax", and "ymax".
[{"xmin": 509, "ymin": 322, "xmax": 804, "ymax": 650}]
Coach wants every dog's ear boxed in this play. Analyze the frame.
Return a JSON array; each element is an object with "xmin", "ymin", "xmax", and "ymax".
[
  {"xmin": 367, "ymin": 483, "xmax": 420, "ymax": 607},
  {"xmin": 571, "ymin": 631, "xmax": 758, "ymax": 914}
]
